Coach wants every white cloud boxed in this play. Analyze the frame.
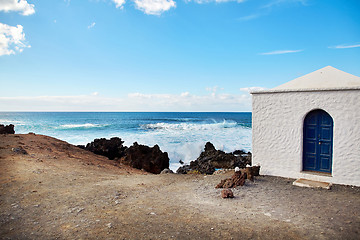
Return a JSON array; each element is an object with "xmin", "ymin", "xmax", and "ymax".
[
  {"xmin": 259, "ymin": 49, "xmax": 303, "ymax": 55},
  {"xmin": 113, "ymin": 0, "xmax": 126, "ymax": 9},
  {"xmin": 206, "ymin": 86, "xmax": 225, "ymax": 97},
  {"xmin": 0, "ymin": 89, "xmax": 262, "ymax": 111},
  {"xmin": 0, "ymin": 0, "xmax": 35, "ymax": 15},
  {"xmin": 111, "ymin": 0, "xmax": 246, "ymax": 15},
  {"xmin": 127, "ymin": 91, "xmax": 251, "ymax": 111},
  {"xmin": 205, "ymin": 86, "xmax": 220, "ymax": 92},
  {"xmin": 180, "ymin": 92, "xmax": 190, "ymax": 97},
  {"xmin": 0, "ymin": 95, "xmax": 124, "ymax": 111},
  {"xmin": 329, "ymin": 43, "xmax": 360, "ymax": 49},
  {"xmin": 263, "ymin": 0, "xmax": 308, "ymax": 8},
  {"xmin": 133, "ymin": 0, "xmax": 176, "ymax": 15},
  {"xmin": 88, "ymin": 22, "xmax": 96, "ymax": 29},
  {"xmin": 0, "ymin": 23, "xmax": 30, "ymax": 56},
  {"xmin": 240, "ymin": 87, "xmax": 267, "ymax": 92}
]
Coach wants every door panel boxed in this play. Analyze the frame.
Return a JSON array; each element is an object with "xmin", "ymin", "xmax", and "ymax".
[
  {"xmin": 306, "ymin": 127, "xmax": 316, "ymax": 139},
  {"xmin": 321, "ymin": 127, "xmax": 331, "ymax": 140},
  {"xmin": 320, "ymin": 156, "xmax": 331, "ymax": 171},
  {"xmin": 305, "ymin": 141, "xmax": 316, "ymax": 154},
  {"xmin": 304, "ymin": 154, "xmax": 316, "ymax": 169},
  {"xmin": 320, "ymin": 142, "xmax": 331, "ymax": 155}
]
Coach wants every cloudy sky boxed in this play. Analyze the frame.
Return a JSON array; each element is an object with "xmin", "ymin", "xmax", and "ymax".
[{"xmin": 0, "ymin": 0, "xmax": 359, "ymax": 111}]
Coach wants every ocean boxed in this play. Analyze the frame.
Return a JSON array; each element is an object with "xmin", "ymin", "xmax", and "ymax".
[{"xmin": 0, "ymin": 112, "xmax": 252, "ymax": 171}]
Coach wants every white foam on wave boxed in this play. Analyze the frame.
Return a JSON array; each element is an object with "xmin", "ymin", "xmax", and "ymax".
[
  {"xmin": 141, "ymin": 120, "xmax": 238, "ymax": 131},
  {"xmin": 122, "ymin": 122, "xmax": 252, "ymax": 172},
  {"xmin": 0, "ymin": 119, "xmax": 25, "ymax": 125},
  {"xmin": 58, "ymin": 123, "xmax": 108, "ymax": 129}
]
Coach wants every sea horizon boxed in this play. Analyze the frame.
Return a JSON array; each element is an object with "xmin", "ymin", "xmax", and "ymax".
[{"xmin": 0, "ymin": 111, "xmax": 252, "ymax": 113}]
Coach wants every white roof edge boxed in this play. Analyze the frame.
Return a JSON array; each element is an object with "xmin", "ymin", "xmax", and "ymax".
[
  {"xmin": 267, "ymin": 66, "xmax": 360, "ymax": 91},
  {"xmin": 251, "ymin": 86, "xmax": 360, "ymax": 94}
]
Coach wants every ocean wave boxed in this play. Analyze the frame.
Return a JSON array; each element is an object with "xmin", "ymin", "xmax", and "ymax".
[
  {"xmin": 58, "ymin": 123, "xmax": 109, "ymax": 129},
  {"xmin": 0, "ymin": 119, "xmax": 25, "ymax": 125},
  {"xmin": 141, "ymin": 120, "xmax": 238, "ymax": 131},
  {"xmin": 140, "ymin": 118, "xmax": 198, "ymax": 122}
]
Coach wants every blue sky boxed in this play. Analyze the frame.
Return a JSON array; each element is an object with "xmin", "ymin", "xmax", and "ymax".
[{"xmin": 0, "ymin": 0, "xmax": 359, "ymax": 111}]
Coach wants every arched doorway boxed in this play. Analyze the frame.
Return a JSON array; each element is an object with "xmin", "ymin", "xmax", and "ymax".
[{"xmin": 303, "ymin": 109, "xmax": 333, "ymax": 174}]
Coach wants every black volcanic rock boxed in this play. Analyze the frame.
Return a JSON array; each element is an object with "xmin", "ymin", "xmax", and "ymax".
[
  {"xmin": 84, "ymin": 137, "xmax": 170, "ymax": 174},
  {"xmin": 120, "ymin": 142, "xmax": 169, "ymax": 174},
  {"xmin": 176, "ymin": 165, "xmax": 191, "ymax": 174},
  {"xmin": 0, "ymin": 124, "xmax": 15, "ymax": 134},
  {"xmin": 85, "ymin": 137, "xmax": 127, "ymax": 160},
  {"xmin": 177, "ymin": 142, "xmax": 251, "ymax": 174},
  {"xmin": 204, "ymin": 142, "xmax": 216, "ymax": 152}
]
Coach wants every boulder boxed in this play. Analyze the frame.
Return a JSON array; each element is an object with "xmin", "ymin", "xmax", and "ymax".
[
  {"xmin": 197, "ymin": 142, "xmax": 237, "ymax": 169},
  {"xmin": 190, "ymin": 159, "xmax": 215, "ymax": 175},
  {"xmin": 252, "ymin": 166, "xmax": 260, "ymax": 176},
  {"xmin": 215, "ymin": 171, "xmax": 247, "ymax": 188},
  {"xmin": 85, "ymin": 137, "xmax": 127, "ymax": 160},
  {"xmin": 84, "ymin": 137, "xmax": 170, "ymax": 174},
  {"xmin": 221, "ymin": 189, "xmax": 234, "ymax": 198},
  {"xmin": 245, "ymin": 167, "xmax": 254, "ymax": 181},
  {"xmin": 0, "ymin": 124, "xmax": 15, "ymax": 134},
  {"xmin": 244, "ymin": 166, "xmax": 261, "ymax": 181},
  {"xmin": 120, "ymin": 142, "xmax": 169, "ymax": 174},
  {"xmin": 177, "ymin": 142, "xmax": 251, "ymax": 174}
]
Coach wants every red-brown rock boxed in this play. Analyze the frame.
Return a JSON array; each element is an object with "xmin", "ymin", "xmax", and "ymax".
[
  {"xmin": 215, "ymin": 171, "xmax": 247, "ymax": 188},
  {"xmin": 221, "ymin": 189, "xmax": 234, "ymax": 198}
]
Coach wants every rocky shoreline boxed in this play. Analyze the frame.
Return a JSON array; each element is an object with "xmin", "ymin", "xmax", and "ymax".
[
  {"xmin": 79, "ymin": 136, "xmax": 252, "ymax": 175},
  {"xmin": 1, "ymin": 124, "xmax": 253, "ymax": 175}
]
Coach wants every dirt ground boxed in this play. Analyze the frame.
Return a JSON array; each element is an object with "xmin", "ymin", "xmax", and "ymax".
[{"xmin": 0, "ymin": 134, "xmax": 359, "ymax": 240}]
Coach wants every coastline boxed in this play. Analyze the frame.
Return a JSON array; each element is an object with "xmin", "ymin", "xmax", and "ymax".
[
  {"xmin": 0, "ymin": 133, "xmax": 359, "ymax": 239},
  {"xmin": 0, "ymin": 112, "xmax": 253, "ymax": 171}
]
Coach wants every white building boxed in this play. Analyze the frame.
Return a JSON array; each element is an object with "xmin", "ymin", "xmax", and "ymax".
[{"xmin": 251, "ymin": 66, "xmax": 360, "ymax": 186}]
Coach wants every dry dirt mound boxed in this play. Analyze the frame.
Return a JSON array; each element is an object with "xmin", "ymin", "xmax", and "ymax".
[{"xmin": 0, "ymin": 134, "xmax": 359, "ymax": 239}]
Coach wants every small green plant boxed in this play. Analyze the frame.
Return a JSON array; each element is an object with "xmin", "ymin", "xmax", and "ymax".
[{"xmin": 188, "ymin": 169, "xmax": 201, "ymax": 174}]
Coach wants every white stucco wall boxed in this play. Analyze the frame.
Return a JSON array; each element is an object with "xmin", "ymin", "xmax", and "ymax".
[{"xmin": 252, "ymin": 89, "xmax": 360, "ymax": 186}]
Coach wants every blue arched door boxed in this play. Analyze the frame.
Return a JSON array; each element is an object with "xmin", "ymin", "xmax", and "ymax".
[{"xmin": 303, "ymin": 109, "xmax": 333, "ymax": 173}]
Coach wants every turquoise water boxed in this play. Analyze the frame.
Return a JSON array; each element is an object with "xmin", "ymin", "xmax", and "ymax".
[{"xmin": 0, "ymin": 112, "xmax": 252, "ymax": 170}]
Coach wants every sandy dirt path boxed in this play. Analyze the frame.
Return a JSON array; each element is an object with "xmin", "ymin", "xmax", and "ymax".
[{"xmin": 0, "ymin": 134, "xmax": 359, "ymax": 239}]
